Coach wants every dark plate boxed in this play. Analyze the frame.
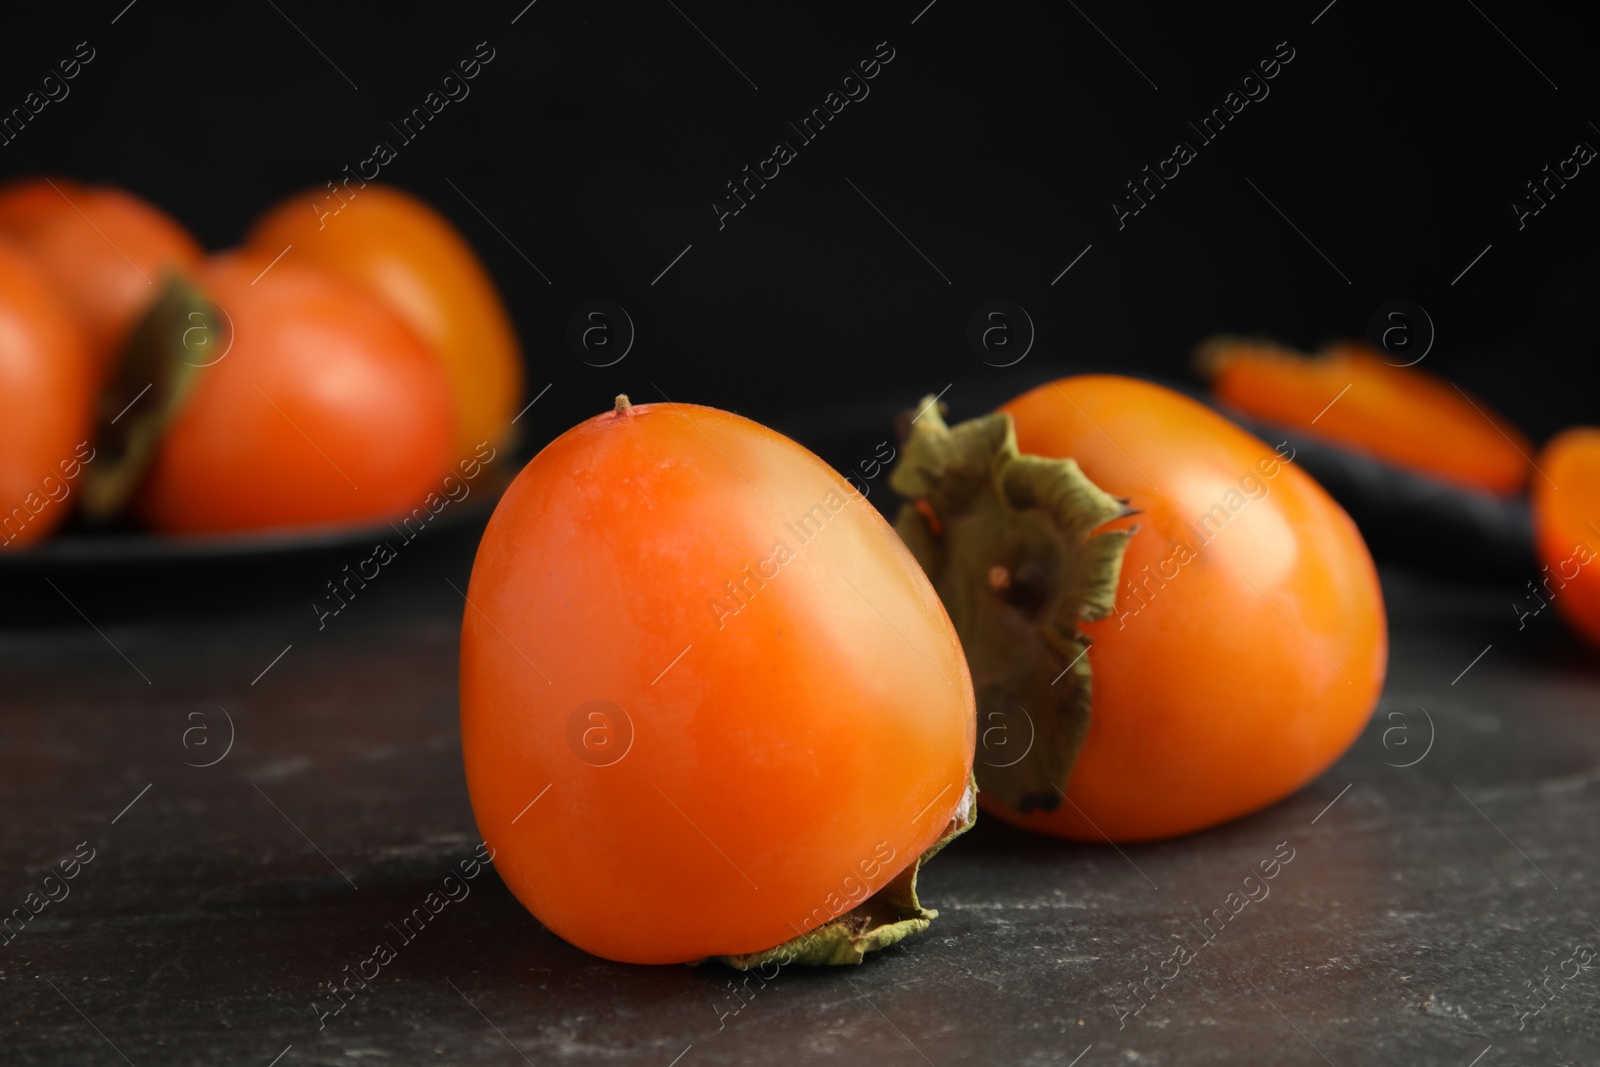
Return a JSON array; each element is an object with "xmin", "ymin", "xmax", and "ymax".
[
  {"xmin": 2, "ymin": 474, "xmax": 510, "ymax": 625},
  {"xmin": 0, "ymin": 491, "xmax": 499, "ymax": 566}
]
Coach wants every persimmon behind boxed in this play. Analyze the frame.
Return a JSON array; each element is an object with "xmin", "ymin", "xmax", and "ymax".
[{"xmin": 137, "ymin": 256, "xmax": 455, "ymax": 534}]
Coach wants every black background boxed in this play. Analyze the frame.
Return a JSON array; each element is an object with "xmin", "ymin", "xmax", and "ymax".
[{"xmin": 2, "ymin": 0, "xmax": 1595, "ymax": 450}]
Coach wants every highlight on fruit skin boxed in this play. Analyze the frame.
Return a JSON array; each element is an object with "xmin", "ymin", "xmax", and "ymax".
[
  {"xmin": 1196, "ymin": 335, "xmax": 1531, "ymax": 495},
  {"xmin": 892, "ymin": 376, "xmax": 1388, "ymax": 843},
  {"xmin": 459, "ymin": 396, "xmax": 976, "ymax": 966},
  {"xmin": 1531, "ymin": 428, "xmax": 1600, "ymax": 648}
]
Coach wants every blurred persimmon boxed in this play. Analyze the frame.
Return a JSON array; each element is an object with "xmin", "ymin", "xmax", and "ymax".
[
  {"xmin": 0, "ymin": 176, "xmax": 83, "ymax": 240},
  {"xmin": 246, "ymin": 184, "xmax": 523, "ymax": 457},
  {"xmin": 0, "ymin": 183, "xmax": 202, "ymax": 380},
  {"xmin": 0, "ymin": 237, "xmax": 94, "ymax": 549},
  {"xmin": 1198, "ymin": 337, "xmax": 1531, "ymax": 495},
  {"xmin": 1532, "ymin": 429, "xmax": 1600, "ymax": 648},
  {"xmin": 136, "ymin": 254, "xmax": 455, "ymax": 534}
]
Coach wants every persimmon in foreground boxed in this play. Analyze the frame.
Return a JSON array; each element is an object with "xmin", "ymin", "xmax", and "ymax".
[
  {"xmin": 892, "ymin": 376, "xmax": 1387, "ymax": 842},
  {"xmin": 1198, "ymin": 336, "xmax": 1530, "ymax": 495},
  {"xmin": 460, "ymin": 396, "xmax": 975, "ymax": 966},
  {"xmin": 1532, "ymin": 428, "xmax": 1600, "ymax": 648}
]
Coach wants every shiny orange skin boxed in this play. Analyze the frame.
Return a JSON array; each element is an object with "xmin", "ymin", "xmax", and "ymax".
[
  {"xmin": 1205, "ymin": 339, "xmax": 1531, "ymax": 495},
  {"xmin": 4, "ymin": 186, "xmax": 202, "ymax": 379},
  {"xmin": 1532, "ymin": 429, "xmax": 1600, "ymax": 648},
  {"xmin": 137, "ymin": 255, "xmax": 455, "ymax": 534},
  {"xmin": 993, "ymin": 376, "xmax": 1387, "ymax": 842},
  {"xmin": 0, "ymin": 177, "xmax": 84, "ymax": 240},
  {"xmin": 460, "ymin": 401, "xmax": 975, "ymax": 964},
  {"xmin": 0, "ymin": 239, "xmax": 93, "ymax": 549},
  {"xmin": 246, "ymin": 185, "xmax": 523, "ymax": 458}
]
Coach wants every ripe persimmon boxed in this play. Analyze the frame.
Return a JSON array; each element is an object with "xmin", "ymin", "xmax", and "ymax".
[
  {"xmin": 135, "ymin": 255, "xmax": 455, "ymax": 534},
  {"xmin": 1531, "ymin": 429, "xmax": 1600, "ymax": 648},
  {"xmin": 1198, "ymin": 337, "xmax": 1531, "ymax": 495},
  {"xmin": 0, "ymin": 176, "xmax": 83, "ymax": 240},
  {"xmin": 246, "ymin": 185, "xmax": 523, "ymax": 457},
  {"xmin": 0, "ymin": 184, "xmax": 202, "ymax": 380},
  {"xmin": 893, "ymin": 376, "xmax": 1387, "ymax": 842},
  {"xmin": 0, "ymin": 238, "xmax": 93, "ymax": 549},
  {"xmin": 460, "ymin": 397, "xmax": 975, "ymax": 965}
]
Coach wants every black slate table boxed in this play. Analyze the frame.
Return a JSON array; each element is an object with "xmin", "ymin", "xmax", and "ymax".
[{"xmin": 3, "ymin": 523, "xmax": 1597, "ymax": 1067}]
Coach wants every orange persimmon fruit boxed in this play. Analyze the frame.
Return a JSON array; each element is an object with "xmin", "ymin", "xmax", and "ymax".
[
  {"xmin": 0, "ymin": 238, "xmax": 94, "ymax": 549},
  {"xmin": 893, "ymin": 376, "xmax": 1387, "ymax": 842},
  {"xmin": 1531, "ymin": 428, "xmax": 1600, "ymax": 648},
  {"xmin": 0, "ymin": 183, "xmax": 202, "ymax": 380},
  {"xmin": 0, "ymin": 176, "xmax": 84, "ymax": 240},
  {"xmin": 135, "ymin": 255, "xmax": 455, "ymax": 534},
  {"xmin": 246, "ymin": 184, "xmax": 524, "ymax": 457},
  {"xmin": 459, "ymin": 397, "xmax": 975, "ymax": 965}
]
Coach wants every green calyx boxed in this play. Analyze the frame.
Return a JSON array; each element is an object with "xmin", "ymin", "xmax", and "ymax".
[
  {"xmin": 889, "ymin": 397, "xmax": 1133, "ymax": 814},
  {"xmin": 714, "ymin": 776, "xmax": 977, "ymax": 970},
  {"xmin": 81, "ymin": 273, "xmax": 223, "ymax": 521}
]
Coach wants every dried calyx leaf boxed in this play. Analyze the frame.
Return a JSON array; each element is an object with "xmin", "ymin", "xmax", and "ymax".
[
  {"xmin": 714, "ymin": 777, "xmax": 976, "ymax": 970},
  {"xmin": 82, "ymin": 273, "xmax": 223, "ymax": 521},
  {"xmin": 889, "ymin": 397, "xmax": 1133, "ymax": 814}
]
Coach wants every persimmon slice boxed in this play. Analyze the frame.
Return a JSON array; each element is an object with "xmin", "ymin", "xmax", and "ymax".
[{"xmin": 1197, "ymin": 336, "xmax": 1531, "ymax": 495}]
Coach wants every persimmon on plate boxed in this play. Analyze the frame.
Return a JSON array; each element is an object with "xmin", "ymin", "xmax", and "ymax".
[
  {"xmin": 0, "ymin": 237, "xmax": 94, "ymax": 551},
  {"xmin": 247, "ymin": 184, "xmax": 524, "ymax": 457},
  {"xmin": 0, "ymin": 179, "xmax": 201, "ymax": 382}
]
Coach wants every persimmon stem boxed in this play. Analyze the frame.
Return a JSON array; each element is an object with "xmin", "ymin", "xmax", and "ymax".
[{"xmin": 889, "ymin": 397, "xmax": 1133, "ymax": 813}]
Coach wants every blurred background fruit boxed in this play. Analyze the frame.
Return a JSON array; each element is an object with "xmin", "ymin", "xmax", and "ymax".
[
  {"xmin": 1532, "ymin": 428, "xmax": 1600, "ymax": 647},
  {"xmin": 0, "ymin": 181, "xmax": 202, "ymax": 382},
  {"xmin": 0, "ymin": 176, "xmax": 84, "ymax": 239},
  {"xmin": 1199, "ymin": 336, "xmax": 1532, "ymax": 495},
  {"xmin": 136, "ymin": 253, "xmax": 455, "ymax": 534},
  {"xmin": 247, "ymin": 184, "xmax": 523, "ymax": 458},
  {"xmin": 0, "ymin": 237, "xmax": 93, "ymax": 549}
]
